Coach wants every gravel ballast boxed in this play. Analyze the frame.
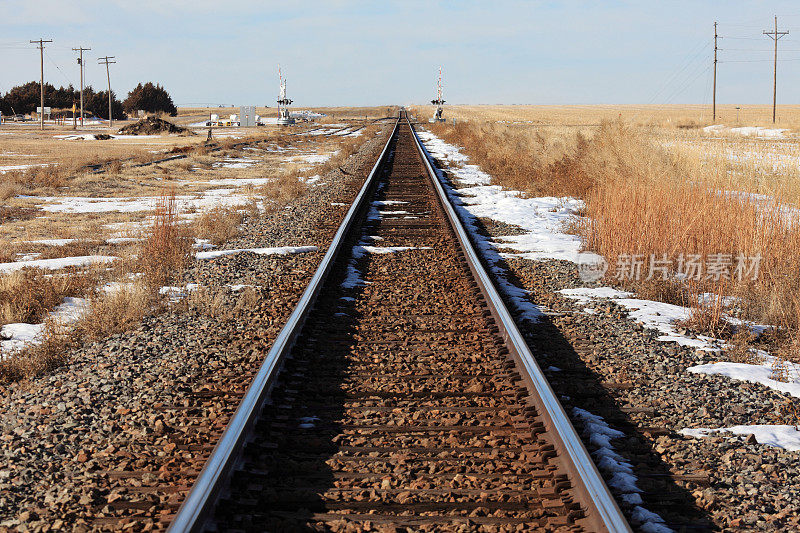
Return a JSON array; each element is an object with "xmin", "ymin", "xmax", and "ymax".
[{"xmin": 0, "ymin": 125, "xmax": 391, "ymax": 531}]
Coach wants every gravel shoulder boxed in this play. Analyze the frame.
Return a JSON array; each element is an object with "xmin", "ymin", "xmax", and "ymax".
[
  {"xmin": 0, "ymin": 126, "xmax": 391, "ymax": 532},
  {"xmin": 471, "ymin": 214, "xmax": 800, "ymax": 531}
]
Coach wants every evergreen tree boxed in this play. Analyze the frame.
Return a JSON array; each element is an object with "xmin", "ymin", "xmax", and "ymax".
[{"xmin": 123, "ymin": 82, "xmax": 177, "ymax": 116}]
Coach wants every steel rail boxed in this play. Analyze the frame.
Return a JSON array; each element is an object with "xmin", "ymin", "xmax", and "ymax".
[
  {"xmin": 168, "ymin": 116, "xmax": 400, "ymax": 533},
  {"xmin": 408, "ymin": 115, "xmax": 631, "ymax": 532}
]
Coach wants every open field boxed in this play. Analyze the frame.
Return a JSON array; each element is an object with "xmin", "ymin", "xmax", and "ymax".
[
  {"xmin": 412, "ymin": 103, "xmax": 800, "ymax": 130},
  {"xmin": 0, "ymin": 111, "xmax": 382, "ymax": 379},
  {"xmin": 411, "ymin": 104, "xmax": 800, "ymax": 361}
]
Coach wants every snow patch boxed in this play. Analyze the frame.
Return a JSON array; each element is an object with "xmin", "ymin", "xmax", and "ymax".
[
  {"xmin": 195, "ymin": 246, "xmax": 317, "ymax": 260},
  {"xmin": 1, "ymin": 297, "xmax": 89, "ymax": 353},
  {"xmin": 681, "ymin": 425, "xmax": 800, "ymax": 451},
  {"xmin": 0, "ymin": 255, "xmax": 116, "ymax": 273},
  {"xmin": 572, "ymin": 408, "xmax": 671, "ymax": 531},
  {"xmin": 702, "ymin": 125, "xmax": 788, "ymax": 138},
  {"xmin": 559, "ymin": 287, "xmax": 717, "ymax": 350},
  {"xmin": 688, "ymin": 354, "xmax": 800, "ymax": 398}
]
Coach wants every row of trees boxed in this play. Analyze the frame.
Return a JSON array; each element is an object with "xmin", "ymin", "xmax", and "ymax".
[{"xmin": 0, "ymin": 82, "xmax": 176, "ymax": 119}]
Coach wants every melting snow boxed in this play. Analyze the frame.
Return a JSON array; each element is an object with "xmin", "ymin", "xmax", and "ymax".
[
  {"xmin": 688, "ymin": 354, "xmax": 800, "ymax": 398},
  {"xmin": 559, "ymin": 287, "xmax": 717, "ymax": 350},
  {"xmin": 290, "ymin": 152, "xmax": 337, "ymax": 164},
  {"xmin": 1, "ymin": 297, "xmax": 88, "ymax": 353},
  {"xmin": 29, "ymin": 187, "xmax": 255, "ymax": 214},
  {"xmin": 572, "ymin": 408, "xmax": 671, "ymax": 532},
  {"xmin": 0, "ymin": 255, "xmax": 116, "ymax": 273},
  {"xmin": 681, "ymin": 425, "xmax": 800, "ymax": 451},
  {"xmin": 20, "ymin": 238, "xmax": 76, "ymax": 246},
  {"xmin": 195, "ymin": 246, "xmax": 317, "ymax": 260},
  {"xmin": 213, "ymin": 157, "xmax": 258, "ymax": 169},
  {"xmin": 702, "ymin": 125, "xmax": 788, "ymax": 138}
]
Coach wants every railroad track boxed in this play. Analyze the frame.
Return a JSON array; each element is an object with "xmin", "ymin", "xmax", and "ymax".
[{"xmin": 169, "ymin": 111, "xmax": 630, "ymax": 532}]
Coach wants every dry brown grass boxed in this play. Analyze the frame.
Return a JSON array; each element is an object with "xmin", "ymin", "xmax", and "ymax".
[
  {"xmin": 411, "ymin": 104, "xmax": 800, "ymax": 131},
  {"xmin": 429, "ymin": 121, "xmax": 593, "ymax": 198},
  {"xmin": 577, "ymin": 122, "xmax": 800, "ymax": 339},
  {"xmin": 73, "ymin": 281, "xmax": 155, "ymax": 341},
  {"xmin": 430, "ymin": 112, "xmax": 800, "ymax": 356},
  {"xmin": 0, "ymin": 279, "xmax": 156, "ymax": 384},
  {"xmin": 193, "ymin": 206, "xmax": 245, "ymax": 246},
  {"xmin": 257, "ymin": 171, "xmax": 308, "ymax": 212},
  {"xmin": 186, "ymin": 285, "xmax": 260, "ymax": 321},
  {"xmin": 0, "ymin": 269, "xmax": 96, "ymax": 324},
  {"xmin": 138, "ymin": 188, "xmax": 191, "ymax": 287},
  {"xmin": 0, "ymin": 319, "xmax": 73, "ymax": 384}
]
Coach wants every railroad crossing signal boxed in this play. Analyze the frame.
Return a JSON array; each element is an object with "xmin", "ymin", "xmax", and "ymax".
[{"xmin": 431, "ymin": 66, "xmax": 445, "ymax": 123}]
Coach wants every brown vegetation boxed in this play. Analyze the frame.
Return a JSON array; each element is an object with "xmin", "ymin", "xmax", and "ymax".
[
  {"xmin": 0, "ymin": 269, "xmax": 95, "ymax": 324},
  {"xmin": 139, "ymin": 188, "xmax": 191, "ymax": 287},
  {"xmin": 430, "ymin": 113, "xmax": 800, "ymax": 357},
  {"xmin": 193, "ymin": 206, "xmax": 245, "ymax": 246}
]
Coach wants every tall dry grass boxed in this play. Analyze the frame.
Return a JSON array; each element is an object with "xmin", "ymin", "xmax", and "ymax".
[
  {"xmin": 139, "ymin": 188, "xmax": 191, "ymax": 287},
  {"xmin": 257, "ymin": 171, "xmax": 308, "ymax": 212},
  {"xmin": 429, "ymin": 121, "xmax": 594, "ymax": 198},
  {"xmin": 194, "ymin": 206, "xmax": 245, "ymax": 245},
  {"xmin": 73, "ymin": 281, "xmax": 155, "ymax": 341},
  {"xmin": 0, "ymin": 269, "xmax": 96, "ymax": 324},
  {"xmin": 579, "ymin": 122, "xmax": 800, "ymax": 336},
  {"xmin": 433, "ymin": 118, "xmax": 800, "ymax": 353}
]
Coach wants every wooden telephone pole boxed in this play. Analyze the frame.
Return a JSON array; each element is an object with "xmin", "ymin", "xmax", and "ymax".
[
  {"xmin": 763, "ymin": 16, "xmax": 788, "ymax": 124},
  {"xmin": 713, "ymin": 22, "xmax": 719, "ymax": 122},
  {"xmin": 30, "ymin": 38, "xmax": 52, "ymax": 130},
  {"xmin": 97, "ymin": 56, "xmax": 116, "ymax": 127},
  {"xmin": 73, "ymin": 46, "xmax": 90, "ymax": 127}
]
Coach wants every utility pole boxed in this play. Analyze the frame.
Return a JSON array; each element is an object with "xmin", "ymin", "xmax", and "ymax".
[
  {"xmin": 73, "ymin": 46, "xmax": 90, "ymax": 128},
  {"xmin": 30, "ymin": 38, "xmax": 52, "ymax": 130},
  {"xmin": 764, "ymin": 16, "xmax": 788, "ymax": 124},
  {"xmin": 97, "ymin": 56, "xmax": 116, "ymax": 128},
  {"xmin": 713, "ymin": 22, "xmax": 718, "ymax": 122}
]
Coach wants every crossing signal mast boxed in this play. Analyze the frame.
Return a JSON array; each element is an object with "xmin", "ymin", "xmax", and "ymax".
[
  {"xmin": 431, "ymin": 66, "xmax": 445, "ymax": 123},
  {"xmin": 277, "ymin": 65, "xmax": 294, "ymax": 126}
]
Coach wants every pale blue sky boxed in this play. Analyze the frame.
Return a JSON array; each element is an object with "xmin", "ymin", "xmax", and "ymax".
[{"xmin": 3, "ymin": 1, "xmax": 800, "ymax": 106}]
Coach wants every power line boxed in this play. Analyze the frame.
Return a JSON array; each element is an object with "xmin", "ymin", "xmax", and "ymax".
[
  {"xmin": 713, "ymin": 21, "xmax": 718, "ymax": 120},
  {"xmin": 664, "ymin": 64, "xmax": 711, "ymax": 105},
  {"xmin": 44, "ymin": 49, "xmax": 74, "ymax": 86},
  {"xmin": 647, "ymin": 39, "xmax": 710, "ymax": 104}
]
